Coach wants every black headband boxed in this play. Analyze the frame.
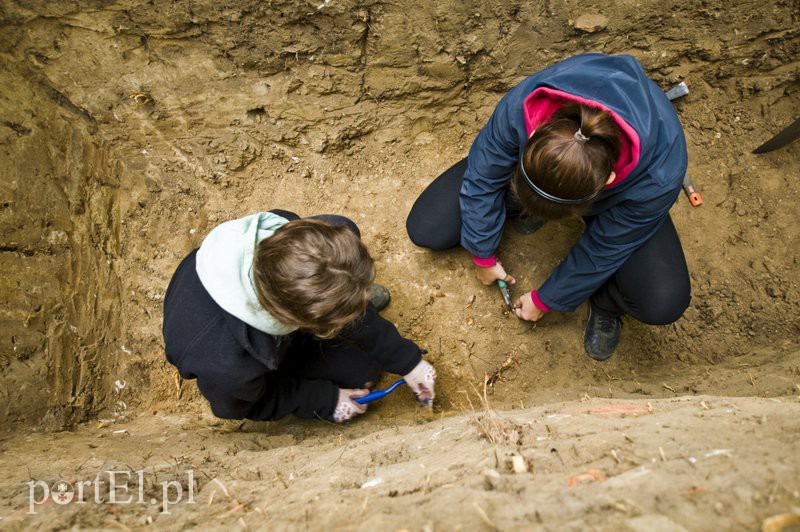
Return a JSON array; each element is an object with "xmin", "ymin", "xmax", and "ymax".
[{"xmin": 518, "ymin": 159, "xmax": 601, "ymax": 205}]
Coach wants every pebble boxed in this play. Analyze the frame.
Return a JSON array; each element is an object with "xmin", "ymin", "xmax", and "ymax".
[
  {"xmin": 573, "ymin": 14, "xmax": 608, "ymax": 33},
  {"xmin": 511, "ymin": 455, "xmax": 528, "ymax": 474}
]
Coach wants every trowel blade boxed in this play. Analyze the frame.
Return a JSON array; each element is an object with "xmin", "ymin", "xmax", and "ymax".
[{"xmin": 753, "ymin": 117, "xmax": 800, "ymax": 154}]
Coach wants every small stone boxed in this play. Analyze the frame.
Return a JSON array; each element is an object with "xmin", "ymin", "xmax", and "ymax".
[
  {"xmin": 511, "ymin": 455, "xmax": 528, "ymax": 474},
  {"xmin": 413, "ymin": 132, "xmax": 436, "ymax": 146},
  {"xmin": 482, "ymin": 468, "xmax": 504, "ymax": 491},
  {"xmin": 765, "ymin": 284, "xmax": 780, "ymax": 298},
  {"xmin": 573, "ymin": 13, "xmax": 608, "ymax": 33},
  {"xmin": 144, "ymin": 177, "xmax": 162, "ymax": 193}
]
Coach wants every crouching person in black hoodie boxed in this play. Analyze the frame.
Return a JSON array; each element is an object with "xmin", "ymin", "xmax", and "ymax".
[{"xmin": 162, "ymin": 210, "xmax": 436, "ymax": 423}]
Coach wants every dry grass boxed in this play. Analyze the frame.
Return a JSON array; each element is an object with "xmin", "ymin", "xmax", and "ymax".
[{"xmin": 462, "ymin": 381, "xmax": 525, "ymax": 447}]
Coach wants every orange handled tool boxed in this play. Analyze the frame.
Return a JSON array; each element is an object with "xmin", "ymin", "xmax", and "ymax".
[{"xmin": 682, "ymin": 175, "xmax": 703, "ymax": 207}]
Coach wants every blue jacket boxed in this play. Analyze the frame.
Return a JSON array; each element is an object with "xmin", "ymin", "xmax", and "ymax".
[{"xmin": 460, "ymin": 54, "xmax": 687, "ymax": 312}]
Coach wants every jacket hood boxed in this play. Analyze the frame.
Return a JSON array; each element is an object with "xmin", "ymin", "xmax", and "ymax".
[
  {"xmin": 507, "ymin": 54, "xmax": 686, "ymax": 190},
  {"xmin": 522, "ymin": 86, "xmax": 640, "ymax": 187},
  {"xmin": 195, "ymin": 212, "xmax": 296, "ymax": 336}
]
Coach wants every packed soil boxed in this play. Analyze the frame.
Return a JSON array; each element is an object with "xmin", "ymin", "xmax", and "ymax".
[
  {"xmin": 1, "ymin": 0, "xmax": 799, "ymax": 529},
  {"xmin": 2, "ymin": 396, "xmax": 799, "ymax": 530}
]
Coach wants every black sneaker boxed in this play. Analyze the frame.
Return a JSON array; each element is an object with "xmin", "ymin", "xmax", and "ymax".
[
  {"xmin": 513, "ymin": 216, "xmax": 545, "ymax": 235},
  {"xmin": 583, "ymin": 304, "xmax": 622, "ymax": 361},
  {"xmin": 369, "ymin": 284, "xmax": 391, "ymax": 312}
]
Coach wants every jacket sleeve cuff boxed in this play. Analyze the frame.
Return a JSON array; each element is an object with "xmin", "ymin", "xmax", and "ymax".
[
  {"xmin": 473, "ymin": 255, "xmax": 497, "ymax": 268},
  {"xmin": 394, "ymin": 349, "xmax": 424, "ymax": 377},
  {"xmin": 531, "ymin": 290, "xmax": 551, "ymax": 312}
]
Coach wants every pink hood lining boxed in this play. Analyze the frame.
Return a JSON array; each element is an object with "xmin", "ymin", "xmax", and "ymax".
[{"xmin": 522, "ymin": 87, "xmax": 641, "ymax": 187}]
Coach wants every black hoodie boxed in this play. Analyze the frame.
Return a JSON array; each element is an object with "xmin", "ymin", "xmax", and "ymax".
[{"xmin": 162, "ymin": 249, "xmax": 422, "ymax": 421}]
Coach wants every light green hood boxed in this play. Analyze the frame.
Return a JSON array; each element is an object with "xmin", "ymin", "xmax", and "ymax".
[{"xmin": 195, "ymin": 212, "xmax": 297, "ymax": 336}]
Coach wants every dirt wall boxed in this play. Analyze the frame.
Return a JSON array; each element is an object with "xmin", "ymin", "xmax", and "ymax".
[{"xmin": 0, "ymin": 60, "xmax": 122, "ymax": 432}]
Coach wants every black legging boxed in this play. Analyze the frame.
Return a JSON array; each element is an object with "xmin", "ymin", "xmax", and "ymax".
[{"xmin": 406, "ymin": 158, "xmax": 690, "ymax": 325}]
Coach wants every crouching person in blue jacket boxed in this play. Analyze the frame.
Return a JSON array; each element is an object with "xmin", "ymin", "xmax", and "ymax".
[
  {"xmin": 163, "ymin": 210, "xmax": 436, "ymax": 423},
  {"xmin": 406, "ymin": 53, "xmax": 691, "ymax": 360}
]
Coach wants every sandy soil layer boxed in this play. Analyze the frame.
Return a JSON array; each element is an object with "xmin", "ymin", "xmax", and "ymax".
[{"xmin": 1, "ymin": 395, "xmax": 799, "ymax": 530}]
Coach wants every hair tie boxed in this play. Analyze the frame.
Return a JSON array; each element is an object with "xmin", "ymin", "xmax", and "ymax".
[{"xmin": 574, "ymin": 129, "xmax": 590, "ymax": 143}]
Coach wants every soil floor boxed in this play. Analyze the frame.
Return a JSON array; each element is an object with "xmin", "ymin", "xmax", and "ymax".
[
  {"xmin": 1, "ymin": 0, "xmax": 799, "ymax": 529},
  {"xmin": 1, "ymin": 396, "xmax": 800, "ymax": 530}
]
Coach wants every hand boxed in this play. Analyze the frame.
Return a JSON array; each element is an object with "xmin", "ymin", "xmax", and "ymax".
[
  {"xmin": 403, "ymin": 359, "xmax": 437, "ymax": 405},
  {"xmin": 475, "ymin": 262, "xmax": 516, "ymax": 286},
  {"xmin": 514, "ymin": 291, "xmax": 545, "ymax": 322},
  {"xmin": 332, "ymin": 388, "xmax": 369, "ymax": 423}
]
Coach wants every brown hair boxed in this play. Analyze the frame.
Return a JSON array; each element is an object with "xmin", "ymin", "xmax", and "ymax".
[
  {"xmin": 252, "ymin": 219, "xmax": 375, "ymax": 339},
  {"xmin": 511, "ymin": 103, "xmax": 622, "ymax": 220}
]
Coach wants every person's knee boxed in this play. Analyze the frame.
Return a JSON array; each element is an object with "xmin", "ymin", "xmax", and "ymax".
[
  {"xmin": 358, "ymin": 368, "xmax": 383, "ymax": 390},
  {"xmin": 638, "ymin": 287, "xmax": 691, "ymax": 325},
  {"xmin": 406, "ymin": 217, "xmax": 453, "ymax": 251},
  {"xmin": 337, "ymin": 365, "xmax": 382, "ymax": 389},
  {"xmin": 406, "ymin": 224, "xmax": 433, "ymax": 250},
  {"xmin": 269, "ymin": 209, "xmax": 300, "ymax": 221},
  {"xmin": 312, "ymin": 214, "xmax": 361, "ymax": 237},
  {"xmin": 405, "ymin": 209, "xmax": 429, "ymax": 247},
  {"xmin": 336, "ymin": 217, "xmax": 361, "ymax": 238}
]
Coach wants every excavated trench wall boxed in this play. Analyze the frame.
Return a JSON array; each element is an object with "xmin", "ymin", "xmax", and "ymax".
[
  {"xmin": 1, "ymin": 0, "xmax": 798, "ymax": 433},
  {"xmin": 0, "ymin": 62, "xmax": 122, "ymax": 432}
]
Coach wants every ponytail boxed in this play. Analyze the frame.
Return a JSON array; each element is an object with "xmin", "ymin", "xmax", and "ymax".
[{"xmin": 512, "ymin": 103, "xmax": 621, "ymax": 220}]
